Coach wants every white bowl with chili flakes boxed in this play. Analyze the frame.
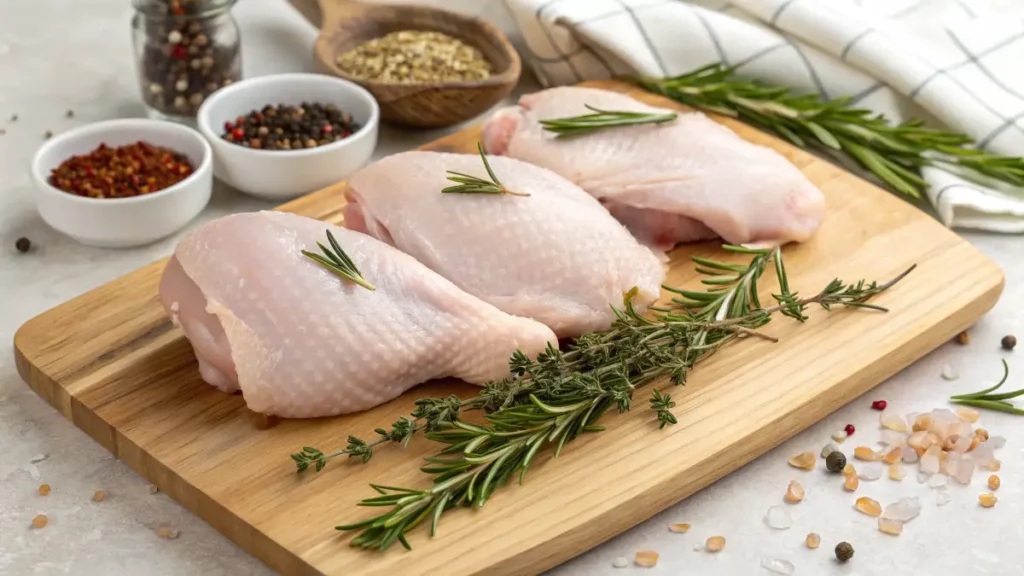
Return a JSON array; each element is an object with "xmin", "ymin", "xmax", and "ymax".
[
  {"xmin": 31, "ymin": 119, "xmax": 213, "ymax": 248},
  {"xmin": 195, "ymin": 73, "xmax": 379, "ymax": 200}
]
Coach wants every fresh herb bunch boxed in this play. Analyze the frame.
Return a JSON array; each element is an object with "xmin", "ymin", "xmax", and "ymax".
[
  {"xmin": 441, "ymin": 142, "xmax": 529, "ymax": 197},
  {"xmin": 293, "ymin": 245, "xmax": 913, "ymax": 551},
  {"xmin": 950, "ymin": 359, "xmax": 1023, "ymax": 415},
  {"xmin": 540, "ymin": 105, "xmax": 678, "ymax": 137},
  {"xmin": 641, "ymin": 64, "xmax": 1024, "ymax": 198}
]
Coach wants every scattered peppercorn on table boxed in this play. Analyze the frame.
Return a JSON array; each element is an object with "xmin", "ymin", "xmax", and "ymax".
[{"xmin": 2, "ymin": 1, "xmax": 1023, "ymax": 576}]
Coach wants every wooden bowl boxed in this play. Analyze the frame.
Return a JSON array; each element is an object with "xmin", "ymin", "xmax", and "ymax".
[{"xmin": 312, "ymin": 0, "xmax": 521, "ymax": 128}]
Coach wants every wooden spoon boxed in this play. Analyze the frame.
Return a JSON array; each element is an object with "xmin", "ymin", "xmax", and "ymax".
[{"xmin": 290, "ymin": 0, "xmax": 521, "ymax": 128}]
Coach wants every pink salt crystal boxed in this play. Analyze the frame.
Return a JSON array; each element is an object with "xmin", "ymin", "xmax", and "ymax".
[
  {"xmin": 858, "ymin": 462, "xmax": 883, "ymax": 481},
  {"xmin": 951, "ymin": 434, "xmax": 973, "ymax": 453},
  {"xmin": 880, "ymin": 412, "xmax": 908, "ymax": 432},
  {"xmin": 956, "ymin": 406, "xmax": 980, "ymax": 423},
  {"xmin": 881, "ymin": 496, "xmax": 921, "ymax": 522},
  {"xmin": 931, "ymin": 408, "xmax": 958, "ymax": 422},
  {"xmin": 902, "ymin": 446, "xmax": 919, "ymax": 463},
  {"xmin": 921, "ymin": 454, "xmax": 940, "ymax": 475},
  {"xmin": 907, "ymin": 431, "xmax": 929, "ymax": 450},
  {"xmin": 880, "ymin": 429, "xmax": 908, "ymax": 447},
  {"xmin": 969, "ymin": 442, "xmax": 995, "ymax": 467},
  {"xmin": 952, "ymin": 461, "xmax": 974, "ymax": 485}
]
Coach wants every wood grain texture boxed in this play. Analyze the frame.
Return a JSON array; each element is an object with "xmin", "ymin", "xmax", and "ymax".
[
  {"xmin": 311, "ymin": 0, "xmax": 521, "ymax": 128},
  {"xmin": 14, "ymin": 81, "xmax": 1003, "ymax": 576}
]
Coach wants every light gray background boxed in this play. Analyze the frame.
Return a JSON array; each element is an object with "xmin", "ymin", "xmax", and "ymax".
[{"xmin": 1, "ymin": 1, "xmax": 1021, "ymax": 574}]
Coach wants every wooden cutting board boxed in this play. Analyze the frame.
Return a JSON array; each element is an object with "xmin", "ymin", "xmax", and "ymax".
[{"xmin": 14, "ymin": 81, "xmax": 1004, "ymax": 576}]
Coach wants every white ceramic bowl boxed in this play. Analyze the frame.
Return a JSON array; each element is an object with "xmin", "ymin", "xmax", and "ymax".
[
  {"xmin": 196, "ymin": 73, "xmax": 379, "ymax": 200},
  {"xmin": 31, "ymin": 119, "xmax": 213, "ymax": 248}
]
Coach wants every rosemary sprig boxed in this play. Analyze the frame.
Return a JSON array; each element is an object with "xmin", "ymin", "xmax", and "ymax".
[
  {"xmin": 302, "ymin": 230, "xmax": 375, "ymax": 291},
  {"xmin": 540, "ymin": 104, "xmax": 677, "ymax": 137},
  {"xmin": 303, "ymin": 249, "xmax": 912, "ymax": 551},
  {"xmin": 949, "ymin": 359, "xmax": 1024, "ymax": 415},
  {"xmin": 442, "ymin": 142, "xmax": 529, "ymax": 197},
  {"xmin": 640, "ymin": 64, "xmax": 1024, "ymax": 198}
]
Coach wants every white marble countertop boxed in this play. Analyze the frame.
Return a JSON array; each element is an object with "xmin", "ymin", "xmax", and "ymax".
[{"xmin": 1, "ymin": 1, "xmax": 1022, "ymax": 575}]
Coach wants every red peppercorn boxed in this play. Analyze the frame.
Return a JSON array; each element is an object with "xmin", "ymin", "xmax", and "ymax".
[
  {"xmin": 871, "ymin": 400, "xmax": 887, "ymax": 411},
  {"xmin": 844, "ymin": 424, "xmax": 856, "ymax": 436},
  {"xmin": 171, "ymin": 45, "xmax": 188, "ymax": 59},
  {"xmin": 231, "ymin": 127, "xmax": 245, "ymax": 140},
  {"xmin": 322, "ymin": 124, "xmax": 333, "ymax": 134},
  {"xmin": 224, "ymin": 122, "xmax": 234, "ymax": 132}
]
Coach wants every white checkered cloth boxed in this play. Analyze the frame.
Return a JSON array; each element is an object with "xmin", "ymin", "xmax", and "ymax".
[{"xmin": 492, "ymin": 0, "xmax": 1024, "ymax": 232}]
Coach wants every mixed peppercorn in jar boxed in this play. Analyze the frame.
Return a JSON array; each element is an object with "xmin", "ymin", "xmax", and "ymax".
[{"xmin": 131, "ymin": 0, "xmax": 242, "ymax": 122}]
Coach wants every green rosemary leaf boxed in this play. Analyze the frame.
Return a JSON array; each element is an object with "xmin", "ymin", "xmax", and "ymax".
[
  {"xmin": 302, "ymin": 230, "xmax": 375, "ymax": 291},
  {"xmin": 640, "ymin": 64, "xmax": 1024, "ymax": 198},
  {"xmin": 540, "ymin": 104, "xmax": 678, "ymax": 137},
  {"xmin": 442, "ymin": 142, "xmax": 529, "ymax": 197}
]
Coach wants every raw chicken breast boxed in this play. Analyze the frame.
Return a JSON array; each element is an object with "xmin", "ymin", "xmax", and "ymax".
[
  {"xmin": 159, "ymin": 211, "xmax": 556, "ymax": 418},
  {"xmin": 482, "ymin": 86, "xmax": 826, "ymax": 250},
  {"xmin": 344, "ymin": 151, "xmax": 665, "ymax": 337}
]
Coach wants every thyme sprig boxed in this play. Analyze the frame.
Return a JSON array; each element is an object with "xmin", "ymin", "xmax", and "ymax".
[
  {"xmin": 297, "ymin": 248, "xmax": 912, "ymax": 551},
  {"xmin": 949, "ymin": 359, "xmax": 1023, "ymax": 415},
  {"xmin": 650, "ymin": 389, "xmax": 678, "ymax": 429},
  {"xmin": 641, "ymin": 63, "xmax": 1024, "ymax": 198},
  {"xmin": 302, "ymin": 230, "xmax": 375, "ymax": 291},
  {"xmin": 442, "ymin": 142, "xmax": 529, "ymax": 197},
  {"xmin": 540, "ymin": 105, "xmax": 677, "ymax": 137}
]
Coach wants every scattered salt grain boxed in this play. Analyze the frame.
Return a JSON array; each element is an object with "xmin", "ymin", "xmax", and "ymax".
[
  {"xmin": 941, "ymin": 364, "xmax": 959, "ymax": 380},
  {"xmin": 634, "ymin": 550, "xmax": 659, "ymax": 567},
  {"xmin": 31, "ymin": 514, "xmax": 48, "ymax": 529},
  {"xmin": 902, "ymin": 446, "xmax": 919, "ymax": 463},
  {"xmin": 705, "ymin": 536, "xmax": 726, "ymax": 552},
  {"xmin": 918, "ymin": 471, "xmax": 931, "ymax": 484},
  {"xmin": 878, "ymin": 517, "xmax": 903, "ymax": 536},
  {"xmin": 881, "ymin": 497, "xmax": 921, "ymax": 522},
  {"xmin": 612, "ymin": 557, "xmax": 628, "ymax": 568},
  {"xmin": 148, "ymin": 485, "xmax": 159, "ymax": 494},
  {"xmin": 989, "ymin": 436, "xmax": 1006, "ymax": 449},
  {"xmin": 30, "ymin": 454, "xmax": 48, "ymax": 463},
  {"xmin": 936, "ymin": 490, "xmax": 952, "ymax": 506},
  {"xmin": 858, "ymin": 462, "xmax": 883, "ymax": 481},
  {"xmin": 156, "ymin": 526, "xmax": 179, "ymax": 540},
  {"xmin": 880, "ymin": 430, "xmax": 908, "ymax": 447},
  {"xmin": 764, "ymin": 505, "xmax": 793, "ymax": 530},
  {"xmin": 760, "ymin": 558, "xmax": 795, "ymax": 575},
  {"xmin": 952, "ymin": 461, "xmax": 974, "ymax": 485},
  {"xmin": 880, "ymin": 412, "xmax": 908, "ymax": 432},
  {"xmin": 821, "ymin": 442, "xmax": 839, "ymax": 458},
  {"xmin": 831, "ymin": 430, "xmax": 848, "ymax": 443},
  {"xmin": 927, "ymin": 474, "xmax": 948, "ymax": 488}
]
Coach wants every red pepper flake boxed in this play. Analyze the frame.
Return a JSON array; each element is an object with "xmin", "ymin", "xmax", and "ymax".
[
  {"xmin": 871, "ymin": 400, "xmax": 887, "ymax": 411},
  {"xmin": 48, "ymin": 141, "xmax": 194, "ymax": 199},
  {"xmin": 844, "ymin": 424, "xmax": 856, "ymax": 436}
]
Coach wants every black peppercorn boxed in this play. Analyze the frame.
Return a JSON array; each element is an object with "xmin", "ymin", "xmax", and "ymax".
[
  {"xmin": 15, "ymin": 237, "xmax": 31, "ymax": 253},
  {"xmin": 834, "ymin": 541, "xmax": 854, "ymax": 563},
  {"xmin": 1002, "ymin": 335, "xmax": 1016, "ymax": 351},
  {"xmin": 825, "ymin": 451, "xmax": 846, "ymax": 473}
]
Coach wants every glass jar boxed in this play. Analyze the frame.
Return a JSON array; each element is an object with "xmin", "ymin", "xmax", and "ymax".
[{"xmin": 131, "ymin": 0, "xmax": 242, "ymax": 123}]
